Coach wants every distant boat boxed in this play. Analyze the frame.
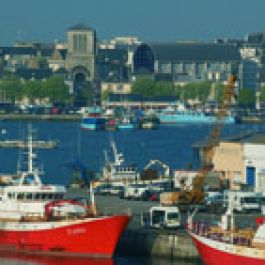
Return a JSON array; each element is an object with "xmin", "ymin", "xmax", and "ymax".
[
  {"xmin": 158, "ymin": 104, "xmax": 235, "ymax": 124},
  {"xmin": 80, "ymin": 106, "xmax": 106, "ymax": 130},
  {"xmin": 103, "ymin": 138, "xmax": 138, "ymax": 181},
  {"xmin": 140, "ymin": 114, "xmax": 160, "ymax": 129},
  {"xmin": 117, "ymin": 116, "xmax": 138, "ymax": 130}
]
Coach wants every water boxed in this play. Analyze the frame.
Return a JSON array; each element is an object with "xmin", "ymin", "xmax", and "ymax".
[
  {"xmin": 0, "ymin": 252, "xmax": 201, "ymax": 265},
  {"xmin": 1, "ymin": 120, "xmax": 264, "ymax": 185},
  {"xmin": 0, "ymin": 120, "xmax": 264, "ymax": 264}
]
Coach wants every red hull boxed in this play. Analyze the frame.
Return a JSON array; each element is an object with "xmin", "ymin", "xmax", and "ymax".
[
  {"xmin": 191, "ymin": 234, "xmax": 265, "ymax": 265},
  {"xmin": 0, "ymin": 215, "xmax": 130, "ymax": 258}
]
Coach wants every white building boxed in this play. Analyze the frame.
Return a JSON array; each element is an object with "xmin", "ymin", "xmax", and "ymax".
[{"xmin": 244, "ymin": 144, "xmax": 265, "ymax": 192}]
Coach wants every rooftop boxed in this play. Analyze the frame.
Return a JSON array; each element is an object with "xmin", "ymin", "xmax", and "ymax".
[
  {"xmin": 68, "ymin": 23, "xmax": 94, "ymax": 31},
  {"xmin": 149, "ymin": 43, "xmax": 241, "ymax": 62}
]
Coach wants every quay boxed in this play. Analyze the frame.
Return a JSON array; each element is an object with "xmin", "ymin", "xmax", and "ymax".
[
  {"xmin": 67, "ymin": 189, "xmax": 261, "ymax": 261},
  {"xmin": 67, "ymin": 189, "xmax": 199, "ymax": 261}
]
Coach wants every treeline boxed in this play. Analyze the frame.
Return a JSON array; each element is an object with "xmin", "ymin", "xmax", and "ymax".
[
  {"xmin": 132, "ymin": 76, "xmax": 265, "ymax": 108},
  {"xmin": 0, "ymin": 76, "xmax": 71, "ymax": 104},
  {"xmin": 132, "ymin": 76, "xmax": 223, "ymax": 103}
]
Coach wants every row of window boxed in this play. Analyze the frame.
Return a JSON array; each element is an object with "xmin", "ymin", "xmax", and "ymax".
[{"xmin": 7, "ymin": 192, "xmax": 64, "ymax": 201}]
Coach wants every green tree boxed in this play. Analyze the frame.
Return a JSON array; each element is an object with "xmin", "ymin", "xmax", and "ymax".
[
  {"xmin": 214, "ymin": 83, "xmax": 227, "ymax": 103},
  {"xmin": 131, "ymin": 76, "xmax": 155, "ymax": 97},
  {"xmin": 41, "ymin": 76, "xmax": 70, "ymax": 104},
  {"xmin": 237, "ymin": 88, "xmax": 255, "ymax": 108},
  {"xmin": 153, "ymin": 81, "xmax": 175, "ymax": 97},
  {"xmin": 22, "ymin": 80, "xmax": 42, "ymax": 102},
  {"xmin": 182, "ymin": 82, "xmax": 211, "ymax": 103},
  {"xmin": 0, "ymin": 76, "xmax": 23, "ymax": 102}
]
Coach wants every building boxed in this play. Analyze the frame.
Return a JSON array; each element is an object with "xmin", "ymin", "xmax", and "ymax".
[
  {"xmin": 133, "ymin": 42, "xmax": 241, "ymax": 84},
  {"xmin": 212, "ymin": 133, "xmax": 265, "ymax": 192},
  {"xmin": 96, "ymin": 48, "xmax": 128, "ymax": 82},
  {"xmin": 66, "ymin": 24, "xmax": 96, "ymax": 82}
]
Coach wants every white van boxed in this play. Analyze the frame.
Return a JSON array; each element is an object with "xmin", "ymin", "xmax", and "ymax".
[
  {"xmin": 224, "ymin": 191, "xmax": 261, "ymax": 213},
  {"xmin": 149, "ymin": 206, "xmax": 181, "ymax": 229}
]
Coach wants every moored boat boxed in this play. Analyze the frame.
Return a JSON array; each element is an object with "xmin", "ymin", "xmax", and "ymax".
[
  {"xmin": 0, "ymin": 128, "xmax": 130, "ymax": 257},
  {"xmin": 187, "ymin": 199, "xmax": 265, "ymax": 265},
  {"xmin": 158, "ymin": 104, "xmax": 235, "ymax": 124},
  {"xmin": 117, "ymin": 116, "xmax": 138, "ymax": 130},
  {"xmin": 140, "ymin": 115, "xmax": 160, "ymax": 129},
  {"xmin": 80, "ymin": 107, "xmax": 106, "ymax": 130}
]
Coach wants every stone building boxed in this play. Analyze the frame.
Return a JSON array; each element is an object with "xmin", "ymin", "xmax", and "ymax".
[{"xmin": 66, "ymin": 24, "xmax": 96, "ymax": 82}]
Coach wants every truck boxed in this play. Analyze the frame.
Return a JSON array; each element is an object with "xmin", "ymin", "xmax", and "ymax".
[{"xmin": 141, "ymin": 206, "xmax": 181, "ymax": 229}]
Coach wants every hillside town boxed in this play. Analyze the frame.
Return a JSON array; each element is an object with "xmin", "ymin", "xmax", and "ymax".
[{"xmin": 0, "ymin": 25, "xmax": 265, "ymax": 114}]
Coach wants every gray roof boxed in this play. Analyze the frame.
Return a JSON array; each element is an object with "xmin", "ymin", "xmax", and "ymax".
[
  {"xmin": 68, "ymin": 23, "xmax": 94, "ymax": 31},
  {"xmin": 149, "ymin": 43, "xmax": 241, "ymax": 62},
  {"xmin": 97, "ymin": 49, "xmax": 127, "ymax": 63}
]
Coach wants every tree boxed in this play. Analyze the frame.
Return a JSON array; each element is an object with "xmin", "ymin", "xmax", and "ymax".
[
  {"xmin": 0, "ymin": 76, "xmax": 23, "ymax": 102},
  {"xmin": 153, "ymin": 81, "xmax": 175, "ymax": 97},
  {"xmin": 22, "ymin": 80, "xmax": 42, "ymax": 102},
  {"xmin": 41, "ymin": 76, "xmax": 70, "ymax": 104},
  {"xmin": 182, "ymin": 82, "xmax": 212, "ymax": 103},
  {"xmin": 237, "ymin": 88, "xmax": 255, "ymax": 108},
  {"xmin": 131, "ymin": 76, "xmax": 155, "ymax": 97}
]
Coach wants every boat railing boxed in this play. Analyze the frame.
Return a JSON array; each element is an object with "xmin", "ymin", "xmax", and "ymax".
[{"xmin": 191, "ymin": 221, "xmax": 254, "ymax": 246}]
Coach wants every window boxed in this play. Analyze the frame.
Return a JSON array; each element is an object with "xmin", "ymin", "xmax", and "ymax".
[
  {"xmin": 26, "ymin": 193, "xmax": 33, "ymax": 200},
  {"xmin": 17, "ymin": 193, "xmax": 25, "ymax": 200},
  {"xmin": 41, "ymin": 193, "xmax": 48, "ymax": 200}
]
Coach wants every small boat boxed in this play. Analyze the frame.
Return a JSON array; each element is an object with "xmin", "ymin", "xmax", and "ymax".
[
  {"xmin": 117, "ymin": 117, "xmax": 138, "ymax": 130},
  {"xmin": 140, "ymin": 115, "xmax": 160, "ymax": 129},
  {"xmin": 80, "ymin": 107, "xmax": 106, "ymax": 130},
  {"xmin": 187, "ymin": 197, "xmax": 265, "ymax": 265},
  {"xmin": 105, "ymin": 118, "xmax": 117, "ymax": 131},
  {"xmin": 0, "ymin": 128, "xmax": 131, "ymax": 257}
]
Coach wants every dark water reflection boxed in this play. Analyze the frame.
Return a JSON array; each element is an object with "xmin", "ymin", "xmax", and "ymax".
[{"xmin": 0, "ymin": 252, "xmax": 201, "ymax": 265}]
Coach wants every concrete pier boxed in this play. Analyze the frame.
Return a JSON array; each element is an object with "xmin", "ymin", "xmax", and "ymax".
[{"xmin": 117, "ymin": 229, "xmax": 199, "ymax": 261}]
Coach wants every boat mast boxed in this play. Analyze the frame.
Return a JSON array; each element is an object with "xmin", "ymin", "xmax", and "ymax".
[{"xmin": 28, "ymin": 125, "xmax": 34, "ymax": 174}]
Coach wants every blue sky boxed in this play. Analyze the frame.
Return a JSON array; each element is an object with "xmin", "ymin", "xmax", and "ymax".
[{"xmin": 0, "ymin": 0, "xmax": 264, "ymax": 45}]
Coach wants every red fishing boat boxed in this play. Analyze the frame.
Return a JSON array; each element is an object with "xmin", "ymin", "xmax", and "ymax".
[
  {"xmin": 188, "ymin": 202, "xmax": 265, "ymax": 265},
  {"xmin": 0, "ymin": 129, "xmax": 130, "ymax": 257}
]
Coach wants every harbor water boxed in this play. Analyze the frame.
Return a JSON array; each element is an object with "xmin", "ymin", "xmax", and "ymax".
[{"xmin": 0, "ymin": 120, "xmax": 265, "ymax": 264}]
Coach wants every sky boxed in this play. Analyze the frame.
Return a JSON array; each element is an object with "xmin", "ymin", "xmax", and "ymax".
[{"xmin": 0, "ymin": 0, "xmax": 264, "ymax": 45}]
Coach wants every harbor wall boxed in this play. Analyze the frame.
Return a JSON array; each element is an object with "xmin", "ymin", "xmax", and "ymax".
[{"xmin": 116, "ymin": 228, "xmax": 199, "ymax": 261}]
